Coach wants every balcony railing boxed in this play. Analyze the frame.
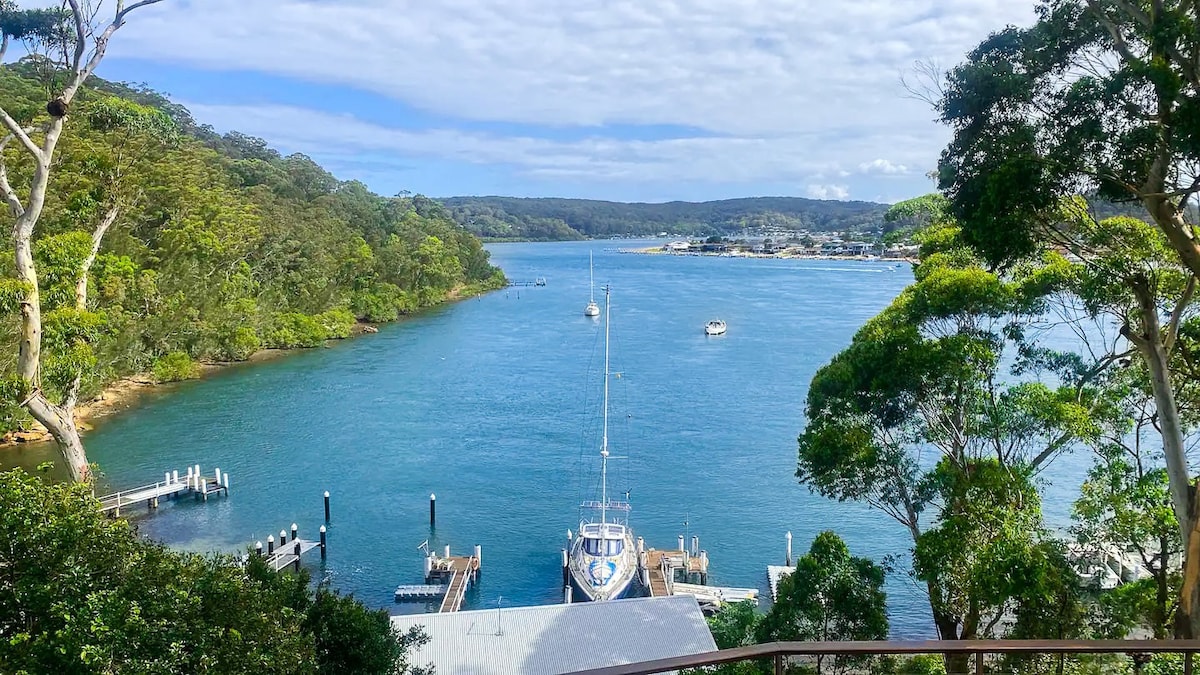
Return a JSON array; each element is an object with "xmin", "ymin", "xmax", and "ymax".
[{"xmin": 567, "ymin": 639, "xmax": 1200, "ymax": 675}]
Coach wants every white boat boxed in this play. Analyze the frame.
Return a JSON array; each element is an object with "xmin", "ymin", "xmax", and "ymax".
[
  {"xmin": 568, "ymin": 285, "xmax": 638, "ymax": 602},
  {"xmin": 704, "ymin": 319, "xmax": 727, "ymax": 336},
  {"xmin": 584, "ymin": 252, "xmax": 600, "ymax": 317}
]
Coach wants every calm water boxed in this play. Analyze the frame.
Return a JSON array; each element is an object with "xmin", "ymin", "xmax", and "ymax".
[{"xmin": 2, "ymin": 241, "xmax": 1094, "ymax": 638}]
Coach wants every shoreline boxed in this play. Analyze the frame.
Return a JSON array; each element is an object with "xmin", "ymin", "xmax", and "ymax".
[
  {"xmin": 0, "ymin": 281, "xmax": 503, "ymax": 449},
  {"xmin": 1, "ymin": 344, "xmax": 322, "ymax": 447},
  {"xmin": 618, "ymin": 246, "xmax": 918, "ymax": 264}
]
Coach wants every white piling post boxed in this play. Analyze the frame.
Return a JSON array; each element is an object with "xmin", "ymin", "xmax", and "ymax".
[
  {"xmin": 474, "ymin": 544, "xmax": 482, "ymax": 566},
  {"xmin": 637, "ymin": 537, "xmax": 644, "ymax": 555},
  {"xmin": 564, "ymin": 585, "xmax": 573, "ymax": 603},
  {"xmin": 566, "ymin": 529, "xmax": 572, "ymax": 542},
  {"xmin": 280, "ymin": 529, "xmax": 288, "ymax": 545},
  {"xmin": 423, "ymin": 554, "xmax": 433, "ymax": 580},
  {"xmin": 194, "ymin": 464, "xmax": 200, "ymax": 481},
  {"xmin": 267, "ymin": 535, "xmax": 275, "ymax": 554},
  {"xmin": 786, "ymin": 531, "xmax": 793, "ymax": 566},
  {"xmin": 172, "ymin": 470, "xmax": 179, "ymax": 483},
  {"xmin": 215, "ymin": 467, "xmax": 221, "ymax": 485},
  {"xmin": 165, "ymin": 472, "xmax": 171, "ymax": 485},
  {"xmin": 678, "ymin": 534, "xmax": 685, "ymax": 552},
  {"xmin": 444, "ymin": 545, "xmax": 451, "ymax": 559},
  {"xmin": 691, "ymin": 536, "xmax": 699, "ymax": 557},
  {"xmin": 223, "ymin": 473, "xmax": 229, "ymax": 489},
  {"xmin": 186, "ymin": 466, "xmax": 193, "ymax": 487}
]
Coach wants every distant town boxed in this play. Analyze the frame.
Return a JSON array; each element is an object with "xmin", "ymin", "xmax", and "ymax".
[{"xmin": 628, "ymin": 229, "xmax": 919, "ymax": 261}]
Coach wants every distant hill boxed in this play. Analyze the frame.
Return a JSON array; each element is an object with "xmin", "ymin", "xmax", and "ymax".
[{"xmin": 440, "ymin": 196, "xmax": 891, "ymax": 241}]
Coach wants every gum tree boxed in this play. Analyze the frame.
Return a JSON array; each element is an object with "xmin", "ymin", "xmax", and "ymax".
[
  {"xmin": 0, "ymin": 0, "xmax": 166, "ymax": 481},
  {"xmin": 936, "ymin": 1, "xmax": 1200, "ymax": 633}
]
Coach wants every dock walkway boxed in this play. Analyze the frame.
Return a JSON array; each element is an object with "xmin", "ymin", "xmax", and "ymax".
[
  {"xmin": 97, "ymin": 466, "xmax": 228, "ymax": 516},
  {"xmin": 437, "ymin": 556, "xmax": 480, "ymax": 612},
  {"xmin": 264, "ymin": 538, "xmax": 321, "ymax": 572}
]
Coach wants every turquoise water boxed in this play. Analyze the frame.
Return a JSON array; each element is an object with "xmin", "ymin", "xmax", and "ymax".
[{"xmin": 2, "ymin": 241, "xmax": 1093, "ymax": 638}]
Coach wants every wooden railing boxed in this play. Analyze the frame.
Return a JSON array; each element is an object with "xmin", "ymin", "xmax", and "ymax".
[{"xmin": 566, "ymin": 639, "xmax": 1200, "ymax": 674}]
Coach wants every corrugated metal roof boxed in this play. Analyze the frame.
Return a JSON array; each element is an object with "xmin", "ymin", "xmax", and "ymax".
[{"xmin": 391, "ymin": 595, "xmax": 717, "ymax": 674}]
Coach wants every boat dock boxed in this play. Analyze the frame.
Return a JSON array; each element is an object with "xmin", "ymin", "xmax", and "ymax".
[
  {"xmin": 252, "ymin": 522, "xmax": 328, "ymax": 572},
  {"xmin": 507, "ymin": 277, "xmax": 547, "ymax": 287},
  {"xmin": 767, "ymin": 565, "xmax": 792, "ymax": 601},
  {"xmin": 394, "ymin": 544, "xmax": 483, "ymax": 612},
  {"xmin": 97, "ymin": 465, "xmax": 229, "ymax": 516}
]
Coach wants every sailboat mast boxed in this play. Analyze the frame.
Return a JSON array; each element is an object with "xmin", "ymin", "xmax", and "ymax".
[
  {"xmin": 600, "ymin": 284, "xmax": 610, "ymax": 528},
  {"xmin": 589, "ymin": 252, "xmax": 596, "ymax": 303}
]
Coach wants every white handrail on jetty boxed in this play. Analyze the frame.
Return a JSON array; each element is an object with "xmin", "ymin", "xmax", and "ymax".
[{"xmin": 96, "ymin": 464, "xmax": 229, "ymax": 516}]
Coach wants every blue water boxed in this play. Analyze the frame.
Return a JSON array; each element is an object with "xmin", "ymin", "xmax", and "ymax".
[{"xmin": 1, "ymin": 241, "xmax": 1094, "ymax": 638}]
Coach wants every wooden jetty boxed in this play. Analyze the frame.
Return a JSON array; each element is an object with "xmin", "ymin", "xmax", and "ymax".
[
  {"xmin": 767, "ymin": 565, "xmax": 792, "ymax": 602},
  {"xmin": 507, "ymin": 277, "xmax": 547, "ymax": 287},
  {"xmin": 641, "ymin": 547, "xmax": 709, "ymax": 598},
  {"xmin": 254, "ymin": 522, "xmax": 327, "ymax": 572},
  {"xmin": 97, "ymin": 465, "xmax": 228, "ymax": 516},
  {"xmin": 394, "ymin": 544, "xmax": 483, "ymax": 613},
  {"xmin": 264, "ymin": 538, "xmax": 322, "ymax": 572}
]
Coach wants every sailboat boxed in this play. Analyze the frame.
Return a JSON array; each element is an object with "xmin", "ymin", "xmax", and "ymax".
[
  {"xmin": 584, "ymin": 252, "xmax": 601, "ymax": 317},
  {"xmin": 568, "ymin": 285, "xmax": 638, "ymax": 601}
]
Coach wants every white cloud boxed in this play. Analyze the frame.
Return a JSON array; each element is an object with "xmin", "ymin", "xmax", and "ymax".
[
  {"xmin": 183, "ymin": 102, "xmax": 938, "ymax": 188},
  {"xmin": 102, "ymin": 0, "xmax": 1036, "ymax": 198},
  {"xmin": 806, "ymin": 184, "xmax": 850, "ymax": 200},
  {"xmin": 858, "ymin": 159, "xmax": 910, "ymax": 175}
]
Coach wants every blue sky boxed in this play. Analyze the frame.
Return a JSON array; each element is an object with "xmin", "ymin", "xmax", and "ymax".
[{"xmin": 86, "ymin": 0, "xmax": 1035, "ymax": 204}]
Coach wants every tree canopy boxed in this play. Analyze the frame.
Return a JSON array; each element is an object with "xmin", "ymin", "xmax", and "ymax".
[
  {"xmin": 0, "ymin": 62, "xmax": 504, "ymax": 441},
  {"xmin": 0, "ymin": 468, "xmax": 428, "ymax": 674}
]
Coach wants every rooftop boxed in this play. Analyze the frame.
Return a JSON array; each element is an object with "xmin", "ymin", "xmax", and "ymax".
[{"xmin": 391, "ymin": 595, "xmax": 716, "ymax": 675}]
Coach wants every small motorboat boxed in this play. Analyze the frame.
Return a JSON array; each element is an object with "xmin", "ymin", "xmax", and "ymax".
[{"xmin": 705, "ymin": 319, "xmax": 727, "ymax": 336}]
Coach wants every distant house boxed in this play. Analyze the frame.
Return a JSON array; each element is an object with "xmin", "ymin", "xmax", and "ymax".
[
  {"xmin": 819, "ymin": 241, "xmax": 844, "ymax": 255},
  {"xmin": 844, "ymin": 242, "xmax": 875, "ymax": 256},
  {"xmin": 665, "ymin": 240, "xmax": 691, "ymax": 251},
  {"xmin": 391, "ymin": 595, "xmax": 717, "ymax": 675}
]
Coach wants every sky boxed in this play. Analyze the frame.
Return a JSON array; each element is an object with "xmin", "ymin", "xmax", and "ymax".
[{"xmin": 84, "ymin": 0, "xmax": 1039, "ymax": 204}]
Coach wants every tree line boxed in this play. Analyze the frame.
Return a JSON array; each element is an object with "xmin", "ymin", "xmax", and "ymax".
[
  {"xmin": 0, "ymin": 1, "xmax": 504, "ymax": 480},
  {"xmin": 441, "ymin": 195, "xmax": 891, "ymax": 241}
]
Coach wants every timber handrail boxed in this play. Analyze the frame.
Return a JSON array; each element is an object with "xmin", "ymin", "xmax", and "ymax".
[{"xmin": 566, "ymin": 639, "xmax": 1200, "ymax": 675}]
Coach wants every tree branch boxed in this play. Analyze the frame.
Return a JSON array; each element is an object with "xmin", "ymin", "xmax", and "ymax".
[
  {"xmin": 0, "ymin": 107, "xmax": 43, "ymax": 160},
  {"xmin": 0, "ymin": 127, "xmax": 36, "ymax": 218},
  {"xmin": 76, "ymin": 206, "xmax": 120, "ymax": 309},
  {"xmin": 1167, "ymin": 275, "xmax": 1197, "ymax": 355}
]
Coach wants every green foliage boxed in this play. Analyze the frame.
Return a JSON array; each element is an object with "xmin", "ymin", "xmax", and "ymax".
[
  {"xmin": 757, "ymin": 532, "xmax": 887, "ymax": 675},
  {"xmin": 937, "ymin": 1, "xmax": 1200, "ymax": 267},
  {"xmin": 443, "ymin": 196, "xmax": 891, "ymax": 241},
  {"xmin": 0, "ymin": 468, "xmax": 424, "ymax": 674},
  {"xmin": 0, "ymin": 65, "xmax": 505, "ymax": 433},
  {"xmin": 152, "ymin": 351, "xmax": 201, "ymax": 383}
]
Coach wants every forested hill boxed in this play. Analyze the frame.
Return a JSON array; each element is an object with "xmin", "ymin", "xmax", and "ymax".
[
  {"xmin": 0, "ymin": 64, "xmax": 504, "ymax": 433},
  {"xmin": 441, "ymin": 196, "xmax": 891, "ymax": 240}
]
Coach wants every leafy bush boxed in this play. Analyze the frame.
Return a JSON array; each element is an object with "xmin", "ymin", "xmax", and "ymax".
[
  {"xmin": 217, "ymin": 325, "xmax": 261, "ymax": 361},
  {"xmin": 152, "ymin": 351, "xmax": 201, "ymax": 382},
  {"xmin": 316, "ymin": 308, "xmax": 356, "ymax": 339},
  {"xmin": 262, "ymin": 312, "xmax": 328, "ymax": 349},
  {"xmin": 0, "ymin": 469, "xmax": 425, "ymax": 674}
]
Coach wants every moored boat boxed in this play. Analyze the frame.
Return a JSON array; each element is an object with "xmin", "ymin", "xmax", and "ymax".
[
  {"xmin": 568, "ymin": 285, "xmax": 638, "ymax": 601},
  {"xmin": 705, "ymin": 319, "xmax": 727, "ymax": 336}
]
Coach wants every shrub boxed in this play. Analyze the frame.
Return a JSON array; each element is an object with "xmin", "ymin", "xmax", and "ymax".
[
  {"xmin": 152, "ymin": 351, "xmax": 201, "ymax": 382},
  {"xmin": 217, "ymin": 325, "xmax": 261, "ymax": 361},
  {"xmin": 262, "ymin": 312, "xmax": 327, "ymax": 349},
  {"xmin": 316, "ymin": 308, "xmax": 355, "ymax": 339}
]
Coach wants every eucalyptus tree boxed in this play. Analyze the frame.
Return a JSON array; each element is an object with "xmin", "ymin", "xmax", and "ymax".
[
  {"xmin": 0, "ymin": 0, "xmax": 166, "ymax": 481},
  {"xmin": 936, "ymin": 0, "xmax": 1200, "ymax": 635},
  {"xmin": 756, "ymin": 532, "xmax": 887, "ymax": 675},
  {"xmin": 797, "ymin": 223, "xmax": 1100, "ymax": 662}
]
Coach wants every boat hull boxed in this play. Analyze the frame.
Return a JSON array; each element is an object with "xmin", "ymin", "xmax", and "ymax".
[{"xmin": 568, "ymin": 565, "xmax": 640, "ymax": 602}]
